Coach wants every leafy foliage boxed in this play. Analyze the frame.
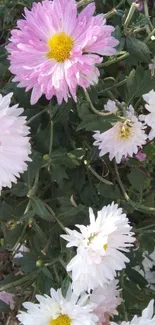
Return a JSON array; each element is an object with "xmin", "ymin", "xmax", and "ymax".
[{"xmin": 0, "ymin": 0, "xmax": 155, "ymax": 322}]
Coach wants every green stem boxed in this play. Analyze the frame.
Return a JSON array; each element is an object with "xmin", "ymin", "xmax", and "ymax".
[
  {"xmin": 84, "ymin": 89, "xmax": 114, "ymax": 116},
  {"xmin": 104, "ymin": 9, "xmax": 117, "ymax": 19},
  {"xmin": 99, "ymin": 52, "xmax": 129, "ymax": 67},
  {"xmin": 132, "ymin": 27, "xmax": 147, "ymax": 35},
  {"xmin": 144, "ymin": 28, "xmax": 155, "ymax": 43},
  {"xmin": 26, "ymin": 108, "xmax": 47, "ymax": 125},
  {"xmin": 124, "ymin": 3, "xmax": 139, "ymax": 35},
  {"xmin": 0, "ymin": 271, "xmax": 38, "ymax": 291},
  {"xmin": 120, "ymin": 271, "xmax": 128, "ymax": 321},
  {"xmin": 44, "ymin": 202, "xmax": 66, "ymax": 232},
  {"xmin": 77, "ymin": 0, "xmax": 93, "ymax": 8},
  {"xmin": 105, "ymin": 78, "xmax": 127, "ymax": 91},
  {"xmin": 27, "ymin": 170, "xmax": 40, "ymax": 197},
  {"xmin": 144, "ymin": 0, "xmax": 153, "ymax": 34},
  {"xmin": 116, "ymin": 0, "xmax": 126, "ymax": 9},
  {"xmin": 0, "ymin": 25, "xmax": 15, "ymax": 32},
  {"xmin": 49, "ymin": 121, "xmax": 54, "ymax": 157},
  {"xmin": 85, "ymin": 161, "xmax": 113, "ymax": 185}
]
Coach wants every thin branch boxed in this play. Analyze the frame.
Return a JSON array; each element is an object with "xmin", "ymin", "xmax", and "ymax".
[{"xmin": 84, "ymin": 89, "xmax": 114, "ymax": 116}]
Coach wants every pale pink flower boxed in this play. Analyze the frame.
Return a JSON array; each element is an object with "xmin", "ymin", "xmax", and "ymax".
[
  {"xmin": 93, "ymin": 106, "xmax": 147, "ymax": 164},
  {"xmin": 90, "ymin": 280, "xmax": 122, "ymax": 325},
  {"xmin": 0, "ymin": 92, "xmax": 31, "ymax": 191},
  {"xmin": 0, "ymin": 291, "xmax": 15, "ymax": 309},
  {"xmin": 6, "ymin": 0, "xmax": 119, "ymax": 105},
  {"xmin": 135, "ymin": 150, "xmax": 146, "ymax": 162}
]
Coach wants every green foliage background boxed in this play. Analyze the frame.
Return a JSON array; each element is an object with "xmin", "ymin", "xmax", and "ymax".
[{"xmin": 0, "ymin": 0, "xmax": 155, "ymax": 321}]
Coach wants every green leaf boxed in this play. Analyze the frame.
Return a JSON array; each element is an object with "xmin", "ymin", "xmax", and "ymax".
[
  {"xmin": 11, "ymin": 182, "xmax": 28, "ymax": 197},
  {"xmin": 23, "ymin": 151, "xmax": 43, "ymax": 186},
  {"xmin": 0, "ymin": 300, "xmax": 10, "ymax": 312},
  {"xmin": 127, "ymin": 169, "xmax": 149, "ymax": 192},
  {"xmin": 51, "ymin": 165, "xmax": 68, "ymax": 187},
  {"xmin": 98, "ymin": 184, "xmax": 122, "ymax": 199},
  {"xmin": 126, "ymin": 266, "xmax": 148, "ymax": 288},
  {"xmin": 14, "ymin": 252, "xmax": 37, "ymax": 274},
  {"xmin": 77, "ymin": 114, "xmax": 118, "ymax": 132},
  {"xmin": 127, "ymin": 67, "xmax": 155, "ymax": 103},
  {"xmin": 126, "ymin": 36, "xmax": 150, "ymax": 63},
  {"xmin": 0, "ymin": 202, "xmax": 13, "ymax": 221},
  {"xmin": 31, "ymin": 196, "xmax": 53, "ymax": 221}
]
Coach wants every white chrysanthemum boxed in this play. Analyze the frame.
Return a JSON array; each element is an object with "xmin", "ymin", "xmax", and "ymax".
[
  {"xmin": 139, "ymin": 90, "xmax": 155, "ymax": 140},
  {"xmin": 93, "ymin": 105, "xmax": 147, "ymax": 164},
  {"xmin": 89, "ymin": 280, "xmax": 122, "ymax": 325},
  {"xmin": 0, "ymin": 92, "xmax": 31, "ymax": 191},
  {"xmin": 61, "ymin": 202, "xmax": 135, "ymax": 294},
  {"xmin": 110, "ymin": 300, "xmax": 155, "ymax": 325},
  {"xmin": 17, "ymin": 286, "xmax": 98, "ymax": 325},
  {"xmin": 104, "ymin": 100, "xmax": 118, "ymax": 113}
]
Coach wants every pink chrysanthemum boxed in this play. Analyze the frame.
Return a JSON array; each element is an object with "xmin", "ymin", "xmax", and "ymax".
[{"xmin": 6, "ymin": 0, "xmax": 119, "ymax": 105}]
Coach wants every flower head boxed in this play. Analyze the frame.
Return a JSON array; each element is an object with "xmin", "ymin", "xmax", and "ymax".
[
  {"xmin": 90, "ymin": 280, "xmax": 122, "ymax": 325},
  {"xmin": 110, "ymin": 300, "xmax": 155, "ymax": 325},
  {"xmin": 133, "ymin": 0, "xmax": 144, "ymax": 11},
  {"xmin": 6, "ymin": 0, "xmax": 119, "ymax": 105},
  {"xmin": 139, "ymin": 90, "xmax": 155, "ymax": 140},
  {"xmin": 61, "ymin": 202, "xmax": 135, "ymax": 294},
  {"xmin": 93, "ymin": 105, "xmax": 147, "ymax": 164},
  {"xmin": 17, "ymin": 285, "xmax": 98, "ymax": 325},
  {"xmin": 0, "ymin": 92, "xmax": 31, "ymax": 191}
]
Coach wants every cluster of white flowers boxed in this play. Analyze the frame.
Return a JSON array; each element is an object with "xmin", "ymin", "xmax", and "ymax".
[
  {"xmin": 0, "ymin": 91, "xmax": 154, "ymax": 325},
  {"xmin": 17, "ymin": 202, "xmax": 136, "ymax": 325},
  {"xmin": 17, "ymin": 207, "xmax": 155, "ymax": 325},
  {"xmin": 93, "ymin": 90, "xmax": 155, "ymax": 163}
]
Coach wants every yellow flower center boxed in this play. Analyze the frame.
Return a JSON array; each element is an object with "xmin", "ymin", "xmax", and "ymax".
[
  {"xmin": 47, "ymin": 32, "xmax": 74, "ymax": 62},
  {"xmin": 103, "ymin": 243, "xmax": 108, "ymax": 250},
  {"xmin": 119, "ymin": 124, "xmax": 131, "ymax": 139},
  {"xmin": 49, "ymin": 315, "xmax": 71, "ymax": 325}
]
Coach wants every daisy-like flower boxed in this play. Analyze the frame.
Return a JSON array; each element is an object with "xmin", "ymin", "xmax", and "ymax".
[
  {"xmin": 61, "ymin": 202, "xmax": 135, "ymax": 294},
  {"xmin": 110, "ymin": 299, "xmax": 155, "ymax": 325},
  {"xmin": 93, "ymin": 105, "xmax": 147, "ymax": 164},
  {"xmin": 17, "ymin": 285, "xmax": 98, "ymax": 325},
  {"xmin": 0, "ymin": 92, "xmax": 31, "ymax": 191},
  {"xmin": 139, "ymin": 90, "xmax": 155, "ymax": 140},
  {"xmin": 89, "ymin": 280, "xmax": 122, "ymax": 325},
  {"xmin": 6, "ymin": 0, "xmax": 119, "ymax": 105}
]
